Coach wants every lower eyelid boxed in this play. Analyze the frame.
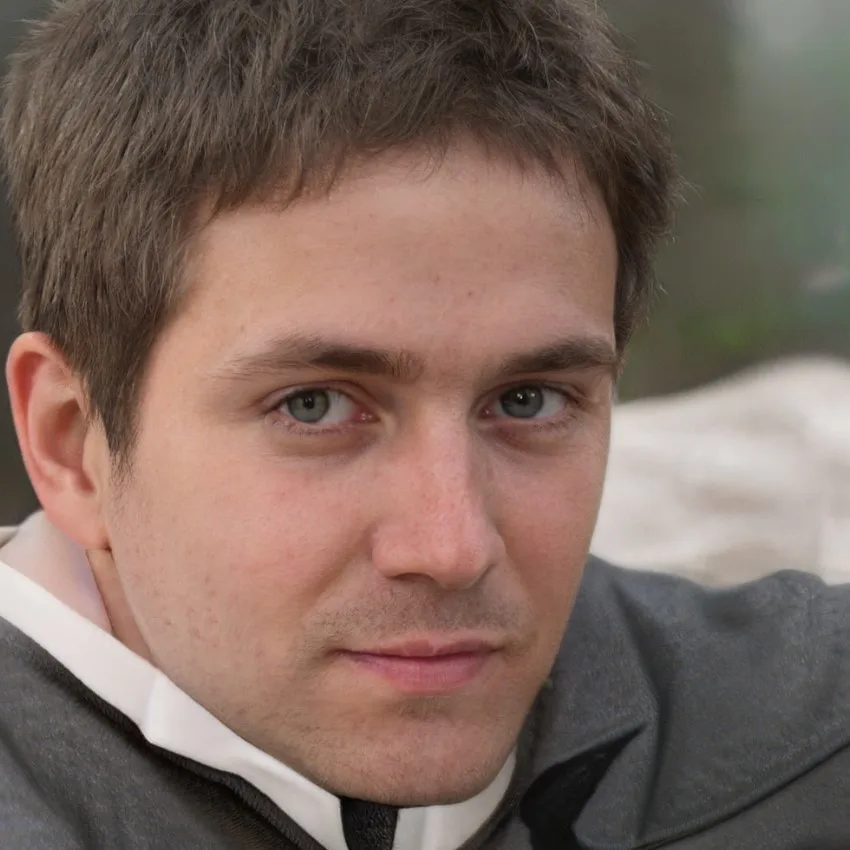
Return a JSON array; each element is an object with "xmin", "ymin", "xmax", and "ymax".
[{"xmin": 269, "ymin": 412, "xmax": 366, "ymax": 437}]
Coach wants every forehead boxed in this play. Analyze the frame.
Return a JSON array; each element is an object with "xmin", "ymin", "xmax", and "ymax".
[{"xmin": 171, "ymin": 145, "xmax": 618, "ymax": 378}]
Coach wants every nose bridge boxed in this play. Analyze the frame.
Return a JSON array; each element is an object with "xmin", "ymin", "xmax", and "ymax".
[
  {"xmin": 372, "ymin": 419, "xmax": 502, "ymax": 588},
  {"xmin": 419, "ymin": 425, "xmax": 487, "ymax": 533}
]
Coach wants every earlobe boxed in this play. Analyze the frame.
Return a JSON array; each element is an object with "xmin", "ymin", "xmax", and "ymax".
[{"xmin": 6, "ymin": 331, "xmax": 110, "ymax": 550}]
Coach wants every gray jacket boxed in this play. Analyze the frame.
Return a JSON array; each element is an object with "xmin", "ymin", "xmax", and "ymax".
[{"xmin": 2, "ymin": 559, "xmax": 850, "ymax": 849}]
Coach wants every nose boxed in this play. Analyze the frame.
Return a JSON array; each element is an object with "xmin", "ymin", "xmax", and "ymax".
[{"xmin": 369, "ymin": 426, "xmax": 505, "ymax": 591}]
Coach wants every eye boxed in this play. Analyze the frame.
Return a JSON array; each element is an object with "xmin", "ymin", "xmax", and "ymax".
[
  {"xmin": 279, "ymin": 388, "xmax": 360, "ymax": 426},
  {"xmin": 489, "ymin": 385, "xmax": 568, "ymax": 420}
]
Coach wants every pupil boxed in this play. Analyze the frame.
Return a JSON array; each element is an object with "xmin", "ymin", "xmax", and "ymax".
[
  {"xmin": 502, "ymin": 387, "xmax": 543, "ymax": 418},
  {"xmin": 288, "ymin": 390, "xmax": 330, "ymax": 423}
]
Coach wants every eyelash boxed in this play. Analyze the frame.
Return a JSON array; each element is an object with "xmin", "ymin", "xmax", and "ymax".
[{"xmin": 268, "ymin": 383, "xmax": 582, "ymax": 438}]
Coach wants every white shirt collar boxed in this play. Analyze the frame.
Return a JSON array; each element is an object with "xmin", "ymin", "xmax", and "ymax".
[{"xmin": 0, "ymin": 514, "xmax": 515, "ymax": 850}]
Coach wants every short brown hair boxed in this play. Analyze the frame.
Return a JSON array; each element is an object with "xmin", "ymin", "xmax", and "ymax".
[{"xmin": 2, "ymin": 0, "xmax": 675, "ymax": 461}]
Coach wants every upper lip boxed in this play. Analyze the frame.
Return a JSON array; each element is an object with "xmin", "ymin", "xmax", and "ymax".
[{"xmin": 347, "ymin": 637, "xmax": 501, "ymax": 658}]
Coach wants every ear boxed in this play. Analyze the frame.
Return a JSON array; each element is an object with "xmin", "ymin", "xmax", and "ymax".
[{"xmin": 6, "ymin": 331, "xmax": 111, "ymax": 550}]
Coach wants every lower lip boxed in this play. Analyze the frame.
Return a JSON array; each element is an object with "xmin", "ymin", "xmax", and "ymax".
[{"xmin": 342, "ymin": 651, "xmax": 492, "ymax": 694}]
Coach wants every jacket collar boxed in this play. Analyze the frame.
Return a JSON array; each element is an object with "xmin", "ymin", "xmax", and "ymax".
[
  {"xmin": 521, "ymin": 558, "xmax": 850, "ymax": 850},
  {"xmin": 519, "ymin": 559, "xmax": 656, "ymax": 849}
]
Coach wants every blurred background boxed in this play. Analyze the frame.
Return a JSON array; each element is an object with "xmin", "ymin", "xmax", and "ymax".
[
  {"xmin": 609, "ymin": 0, "xmax": 850, "ymax": 399},
  {"xmin": 0, "ymin": 0, "xmax": 848, "ymax": 523}
]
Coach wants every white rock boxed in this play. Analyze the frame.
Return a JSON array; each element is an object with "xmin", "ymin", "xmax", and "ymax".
[{"xmin": 592, "ymin": 357, "xmax": 850, "ymax": 585}]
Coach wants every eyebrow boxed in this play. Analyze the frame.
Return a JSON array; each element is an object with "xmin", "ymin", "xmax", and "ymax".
[
  {"xmin": 210, "ymin": 332, "xmax": 619, "ymax": 384},
  {"xmin": 495, "ymin": 338, "xmax": 620, "ymax": 381}
]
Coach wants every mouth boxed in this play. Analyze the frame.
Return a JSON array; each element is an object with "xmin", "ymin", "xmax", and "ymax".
[{"xmin": 339, "ymin": 637, "xmax": 500, "ymax": 695}]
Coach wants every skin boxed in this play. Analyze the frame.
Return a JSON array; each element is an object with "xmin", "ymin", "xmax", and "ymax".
[{"xmin": 8, "ymin": 143, "xmax": 618, "ymax": 806}]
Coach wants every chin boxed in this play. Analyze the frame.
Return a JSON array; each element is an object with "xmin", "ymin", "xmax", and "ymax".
[
  {"xmin": 322, "ymin": 725, "xmax": 516, "ymax": 807},
  {"xmin": 379, "ymin": 778, "xmax": 496, "ymax": 808}
]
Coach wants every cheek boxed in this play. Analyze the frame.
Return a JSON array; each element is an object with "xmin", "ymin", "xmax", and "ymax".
[
  {"xmin": 122, "ymin": 427, "xmax": 371, "ymax": 630},
  {"xmin": 497, "ymin": 449, "xmax": 607, "ymax": 619}
]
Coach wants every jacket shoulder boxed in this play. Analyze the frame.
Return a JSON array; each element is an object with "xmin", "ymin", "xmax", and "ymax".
[
  {"xmin": 561, "ymin": 560, "xmax": 850, "ymax": 845},
  {"xmin": 0, "ymin": 622, "xmax": 87, "ymax": 849},
  {"xmin": 583, "ymin": 557, "xmax": 850, "ymax": 686}
]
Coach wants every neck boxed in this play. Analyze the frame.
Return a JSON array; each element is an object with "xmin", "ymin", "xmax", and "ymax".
[{"xmin": 0, "ymin": 512, "xmax": 112, "ymax": 630}]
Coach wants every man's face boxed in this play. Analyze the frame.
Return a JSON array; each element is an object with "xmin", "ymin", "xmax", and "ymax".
[{"xmin": 99, "ymin": 145, "xmax": 618, "ymax": 804}]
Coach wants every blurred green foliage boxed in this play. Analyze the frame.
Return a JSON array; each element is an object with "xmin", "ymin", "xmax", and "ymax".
[{"xmin": 607, "ymin": 0, "xmax": 850, "ymax": 399}]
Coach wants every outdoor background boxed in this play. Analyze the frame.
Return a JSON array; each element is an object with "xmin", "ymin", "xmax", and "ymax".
[{"xmin": 0, "ymin": 0, "xmax": 847, "ymax": 522}]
